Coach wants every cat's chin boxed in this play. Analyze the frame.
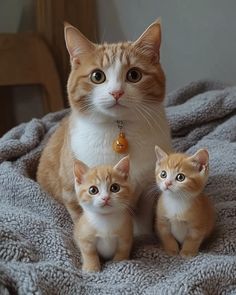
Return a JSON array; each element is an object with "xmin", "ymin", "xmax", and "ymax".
[{"xmin": 97, "ymin": 105, "xmax": 131, "ymax": 121}]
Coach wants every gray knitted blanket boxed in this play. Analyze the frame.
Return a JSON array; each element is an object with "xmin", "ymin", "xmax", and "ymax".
[{"xmin": 0, "ymin": 80, "xmax": 236, "ymax": 295}]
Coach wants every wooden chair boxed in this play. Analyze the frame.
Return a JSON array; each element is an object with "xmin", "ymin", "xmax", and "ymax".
[{"xmin": 0, "ymin": 33, "xmax": 64, "ymax": 114}]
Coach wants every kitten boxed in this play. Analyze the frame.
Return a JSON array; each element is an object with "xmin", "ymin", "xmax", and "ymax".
[
  {"xmin": 73, "ymin": 156, "xmax": 134, "ymax": 272},
  {"xmin": 37, "ymin": 20, "xmax": 172, "ymax": 235},
  {"xmin": 154, "ymin": 146, "xmax": 215, "ymax": 257}
]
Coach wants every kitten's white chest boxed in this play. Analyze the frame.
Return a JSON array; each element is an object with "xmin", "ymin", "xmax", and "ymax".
[
  {"xmin": 162, "ymin": 193, "xmax": 192, "ymax": 244},
  {"xmin": 96, "ymin": 236, "xmax": 117, "ymax": 259},
  {"xmin": 86, "ymin": 212, "xmax": 122, "ymax": 259},
  {"xmin": 170, "ymin": 221, "xmax": 188, "ymax": 244}
]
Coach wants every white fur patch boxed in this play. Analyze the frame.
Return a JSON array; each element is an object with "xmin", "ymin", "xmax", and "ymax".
[
  {"xmin": 162, "ymin": 192, "xmax": 192, "ymax": 219},
  {"xmin": 85, "ymin": 211, "xmax": 123, "ymax": 259},
  {"xmin": 170, "ymin": 221, "xmax": 188, "ymax": 244},
  {"xmin": 162, "ymin": 191, "xmax": 193, "ymax": 243},
  {"xmin": 96, "ymin": 236, "xmax": 117, "ymax": 259}
]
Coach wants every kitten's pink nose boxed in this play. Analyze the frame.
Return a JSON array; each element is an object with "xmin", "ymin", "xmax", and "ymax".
[
  {"xmin": 102, "ymin": 196, "xmax": 110, "ymax": 203},
  {"xmin": 165, "ymin": 180, "xmax": 172, "ymax": 187},
  {"xmin": 110, "ymin": 90, "xmax": 124, "ymax": 100}
]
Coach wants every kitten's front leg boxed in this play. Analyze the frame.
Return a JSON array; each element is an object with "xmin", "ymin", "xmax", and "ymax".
[
  {"xmin": 156, "ymin": 217, "xmax": 179, "ymax": 256},
  {"xmin": 180, "ymin": 229, "xmax": 204, "ymax": 257},
  {"xmin": 113, "ymin": 221, "xmax": 133, "ymax": 262},
  {"xmin": 74, "ymin": 220, "xmax": 100, "ymax": 272},
  {"xmin": 77, "ymin": 237, "xmax": 101, "ymax": 272}
]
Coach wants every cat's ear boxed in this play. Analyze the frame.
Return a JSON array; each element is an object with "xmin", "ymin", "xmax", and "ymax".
[
  {"xmin": 155, "ymin": 145, "xmax": 168, "ymax": 164},
  {"xmin": 189, "ymin": 149, "xmax": 209, "ymax": 173},
  {"xmin": 64, "ymin": 22, "xmax": 95, "ymax": 62},
  {"xmin": 74, "ymin": 160, "xmax": 89, "ymax": 184},
  {"xmin": 133, "ymin": 19, "xmax": 162, "ymax": 62},
  {"xmin": 114, "ymin": 155, "xmax": 130, "ymax": 179}
]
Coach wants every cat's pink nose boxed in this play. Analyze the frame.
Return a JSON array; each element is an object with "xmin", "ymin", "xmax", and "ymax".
[
  {"xmin": 110, "ymin": 90, "xmax": 124, "ymax": 100},
  {"xmin": 102, "ymin": 196, "xmax": 110, "ymax": 202},
  {"xmin": 165, "ymin": 180, "xmax": 172, "ymax": 187}
]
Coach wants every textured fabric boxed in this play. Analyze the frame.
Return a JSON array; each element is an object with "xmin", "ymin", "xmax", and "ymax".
[{"xmin": 0, "ymin": 80, "xmax": 236, "ymax": 294}]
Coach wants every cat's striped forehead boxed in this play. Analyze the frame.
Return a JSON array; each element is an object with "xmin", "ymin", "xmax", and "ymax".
[
  {"xmin": 84, "ymin": 166, "xmax": 126, "ymax": 185},
  {"xmin": 95, "ymin": 42, "xmax": 150, "ymax": 69},
  {"xmin": 96, "ymin": 42, "xmax": 132, "ymax": 67},
  {"xmin": 159, "ymin": 154, "xmax": 196, "ymax": 174}
]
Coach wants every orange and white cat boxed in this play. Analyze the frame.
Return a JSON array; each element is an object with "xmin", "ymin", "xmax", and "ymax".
[
  {"xmin": 73, "ymin": 156, "xmax": 134, "ymax": 272},
  {"xmin": 37, "ymin": 20, "xmax": 172, "ymax": 235},
  {"xmin": 154, "ymin": 146, "xmax": 215, "ymax": 257}
]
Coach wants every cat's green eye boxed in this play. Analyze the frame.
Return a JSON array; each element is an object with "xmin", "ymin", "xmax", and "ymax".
[
  {"xmin": 110, "ymin": 183, "xmax": 120, "ymax": 193},
  {"xmin": 176, "ymin": 173, "xmax": 185, "ymax": 182},
  {"xmin": 90, "ymin": 69, "xmax": 106, "ymax": 84},
  {"xmin": 160, "ymin": 170, "xmax": 167, "ymax": 178},
  {"xmin": 89, "ymin": 185, "xmax": 99, "ymax": 195},
  {"xmin": 126, "ymin": 68, "xmax": 142, "ymax": 83}
]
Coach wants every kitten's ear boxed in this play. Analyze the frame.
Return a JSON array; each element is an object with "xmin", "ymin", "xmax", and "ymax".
[
  {"xmin": 155, "ymin": 145, "xmax": 168, "ymax": 164},
  {"xmin": 134, "ymin": 19, "xmax": 162, "ymax": 62},
  {"xmin": 74, "ymin": 160, "xmax": 89, "ymax": 184},
  {"xmin": 114, "ymin": 155, "xmax": 130, "ymax": 179},
  {"xmin": 64, "ymin": 22, "xmax": 95, "ymax": 62},
  {"xmin": 189, "ymin": 149, "xmax": 209, "ymax": 173}
]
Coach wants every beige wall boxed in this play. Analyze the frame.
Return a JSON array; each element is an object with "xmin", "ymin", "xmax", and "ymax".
[{"xmin": 96, "ymin": 0, "xmax": 236, "ymax": 91}]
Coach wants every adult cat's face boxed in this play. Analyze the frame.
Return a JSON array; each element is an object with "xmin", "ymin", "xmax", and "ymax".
[{"xmin": 65, "ymin": 21, "xmax": 165, "ymax": 121}]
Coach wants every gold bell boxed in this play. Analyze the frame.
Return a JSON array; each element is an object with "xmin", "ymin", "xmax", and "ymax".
[{"xmin": 112, "ymin": 132, "xmax": 129, "ymax": 154}]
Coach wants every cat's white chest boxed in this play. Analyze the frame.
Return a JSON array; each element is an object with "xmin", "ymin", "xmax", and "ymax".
[
  {"xmin": 86, "ymin": 212, "xmax": 122, "ymax": 259},
  {"xmin": 162, "ymin": 193, "xmax": 192, "ymax": 243},
  {"xmin": 70, "ymin": 114, "xmax": 171, "ymax": 191},
  {"xmin": 96, "ymin": 236, "xmax": 117, "ymax": 259},
  {"xmin": 170, "ymin": 221, "xmax": 188, "ymax": 244},
  {"xmin": 163, "ymin": 193, "xmax": 192, "ymax": 219}
]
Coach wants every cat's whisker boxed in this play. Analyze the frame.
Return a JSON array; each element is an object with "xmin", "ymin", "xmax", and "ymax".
[
  {"xmin": 139, "ymin": 103, "xmax": 168, "ymax": 137},
  {"xmin": 119, "ymin": 201, "xmax": 135, "ymax": 217},
  {"xmin": 124, "ymin": 97, "xmax": 168, "ymax": 137},
  {"xmin": 130, "ymin": 103, "xmax": 156, "ymax": 132}
]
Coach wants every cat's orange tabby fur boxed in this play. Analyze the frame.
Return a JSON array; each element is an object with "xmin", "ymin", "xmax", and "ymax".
[
  {"xmin": 154, "ymin": 146, "xmax": 215, "ymax": 257},
  {"xmin": 37, "ymin": 20, "xmax": 172, "ymax": 235},
  {"xmin": 73, "ymin": 156, "xmax": 134, "ymax": 272}
]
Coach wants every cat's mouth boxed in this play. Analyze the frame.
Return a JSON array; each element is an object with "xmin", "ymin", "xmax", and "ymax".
[
  {"xmin": 164, "ymin": 186, "xmax": 173, "ymax": 192},
  {"xmin": 101, "ymin": 203, "xmax": 112, "ymax": 207},
  {"xmin": 107, "ymin": 101, "xmax": 127, "ymax": 109}
]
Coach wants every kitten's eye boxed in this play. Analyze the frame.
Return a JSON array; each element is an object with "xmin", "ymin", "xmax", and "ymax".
[
  {"xmin": 110, "ymin": 183, "xmax": 120, "ymax": 193},
  {"xmin": 126, "ymin": 68, "xmax": 142, "ymax": 83},
  {"xmin": 176, "ymin": 173, "xmax": 185, "ymax": 182},
  {"xmin": 88, "ymin": 186, "xmax": 99, "ymax": 195},
  {"xmin": 160, "ymin": 170, "xmax": 167, "ymax": 178},
  {"xmin": 90, "ymin": 70, "xmax": 106, "ymax": 84}
]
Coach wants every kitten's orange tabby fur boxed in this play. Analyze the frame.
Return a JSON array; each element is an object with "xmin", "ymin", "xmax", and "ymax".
[
  {"xmin": 154, "ymin": 146, "xmax": 215, "ymax": 257},
  {"xmin": 73, "ymin": 156, "xmax": 134, "ymax": 272},
  {"xmin": 37, "ymin": 20, "xmax": 172, "ymax": 234}
]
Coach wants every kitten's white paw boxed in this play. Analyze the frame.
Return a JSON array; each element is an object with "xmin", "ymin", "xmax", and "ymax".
[{"xmin": 82, "ymin": 262, "xmax": 101, "ymax": 272}]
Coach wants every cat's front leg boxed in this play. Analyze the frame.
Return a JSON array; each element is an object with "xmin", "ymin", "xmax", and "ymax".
[
  {"xmin": 113, "ymin": 220, "xmax": 133, "ymax": 262},
  {"xmin": 80, "ymin": 242, "xmax": 101, "ymax": 272},
  {"xmin": 74, "ymin": 218, "xmax": 101, "ymax": 272},
  {"xmin": 75, "ymin": 235, "xmax": 101, "ymax": 272},
  {"xmin": 180, "ymin": 229, "xmax": 204, "ymax": 257},
  {"xmin": 156, "ymin": 217, "xmax": 179, "ymax": 256}
]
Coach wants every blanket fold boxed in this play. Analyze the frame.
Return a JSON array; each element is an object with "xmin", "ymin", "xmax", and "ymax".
[{"xmin": 0, "ymin": 80, "xmax": 236, "ymax": 294}]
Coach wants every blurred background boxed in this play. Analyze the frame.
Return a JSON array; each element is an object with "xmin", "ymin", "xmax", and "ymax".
[{"xmin": 0, "ymin": 0, "xmax": 236, "ymax": 136}]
